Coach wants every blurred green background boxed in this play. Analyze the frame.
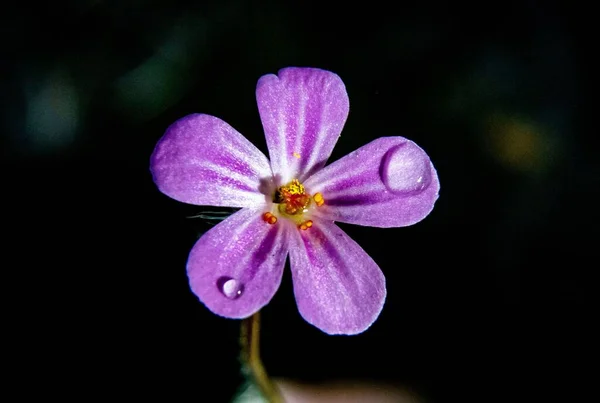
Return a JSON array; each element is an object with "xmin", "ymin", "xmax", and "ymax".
[{"xmin": 3, "ymin": 1, "xmax": 594, "ymax": 401}]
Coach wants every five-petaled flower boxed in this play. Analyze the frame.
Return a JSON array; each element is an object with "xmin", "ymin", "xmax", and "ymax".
[{"xmin": 150, "ymin": 67, "xmax": 439, "ymax": 335}]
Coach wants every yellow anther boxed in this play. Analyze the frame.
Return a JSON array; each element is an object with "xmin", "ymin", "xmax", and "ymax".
[
  {"xmin": 298, "ymin": 220, "xmax": 313, "ymax": 230},
  {"xmin": 293, "ymin": 152, "xmax": 301, "ymax": 159},
  {"xmin": 262, "ymin": 212, "xmax": 277, "ymax": 225},
  {"xmin": 313, "ymin": 192, "xmax": 325, "ymax": 207}
]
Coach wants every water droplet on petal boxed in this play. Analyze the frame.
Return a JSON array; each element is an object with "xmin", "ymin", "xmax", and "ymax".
[
  {"xmin": 217, "ymin": 276, "xmax": 244, "ymax": 299},
  {"xmin": 381, "ymin": 141, "xmax": 432, "ymax": 194}
]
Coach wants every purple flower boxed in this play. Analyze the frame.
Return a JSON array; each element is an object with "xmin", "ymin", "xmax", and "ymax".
[{"xmin": 150, "ymin": 67, "xmax": 439, "ymax": 335}]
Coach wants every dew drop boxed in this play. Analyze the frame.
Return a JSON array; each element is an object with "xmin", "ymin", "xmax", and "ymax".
[
  {"xmin": 381, "ymin": 142, "xmax": 432, "ymax": 194},
  {"xmin": 217, "ymin": 276, "xmax": 244, "ymax": 299}
]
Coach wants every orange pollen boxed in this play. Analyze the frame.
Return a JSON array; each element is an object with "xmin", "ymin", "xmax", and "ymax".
[
  {"xmin": 262, "ymin": 212, "xmax": 277, "ymax": 225},
  {"xmin": 299, "ymin": 220, "xmax": 313, "ymax": 230},
  {"xmin": 276, "ymin": 179, "xmax": 311, "ymax": 216},
  {"xmin": 313, "ymin": 192, "xmax": 325, "ymax": 207}
]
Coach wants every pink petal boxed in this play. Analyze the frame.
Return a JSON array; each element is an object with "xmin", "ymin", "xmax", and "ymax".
[
  {"xmin": 288, "ymin": 219, "xmax": 386, "ymax": 335},
  {"xmin": 187, "ymin": 208, "xmax": 289, "ymax": 319},
  {"xmin": 304, "ymin": 137, "xmax": 440, "ymax": 228},
  {"xmin": 256, "ymin": 67, "xmax": 349, "ymax": 184},
  {"xmin": 150, "ymin": 114, "xmax": 273, "ymax": 208}
]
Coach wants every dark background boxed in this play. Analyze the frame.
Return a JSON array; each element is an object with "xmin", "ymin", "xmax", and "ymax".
[{"xmin": 4, "ymin": 1, "xmax": 594, "ymax": 401}]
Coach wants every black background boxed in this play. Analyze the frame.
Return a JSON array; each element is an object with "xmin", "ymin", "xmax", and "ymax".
[{"xmin": 3, "ymin": 1, "xmax": 594, "ymax": 401}]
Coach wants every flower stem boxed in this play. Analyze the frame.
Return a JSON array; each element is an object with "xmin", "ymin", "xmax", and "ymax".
[{"xmin": 240, "ymin": 311, "xmax": 284, "ymax": 403}]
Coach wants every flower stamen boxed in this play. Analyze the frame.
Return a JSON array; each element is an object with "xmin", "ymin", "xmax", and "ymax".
[
  {"xmin": 313, "ymin": 192, "xmax": 325, "ymax": 207},
  {"xmin": 298, "ymin": 220, "xmax": 313, "ymax": 230},
  {"xmin": 262, "ymin": 212, "xmax": 277, "ymax": 225}
]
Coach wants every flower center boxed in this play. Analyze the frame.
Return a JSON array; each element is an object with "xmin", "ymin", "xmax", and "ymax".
[
  {"xmin": 262, "ymin": 179, "xmax": 325, "ymax": 230},
  {"xmin": 274, "ymin": 179, "xmax": 311, "ymax": 216}
]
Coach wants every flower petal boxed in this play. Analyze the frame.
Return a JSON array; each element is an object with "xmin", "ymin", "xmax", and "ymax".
[
  {"xmin": 288, "ymin": 219, "xmax": 386, "ymax": 335},
  {"xmin": 187, "ymin": 208, "xmax": 289, "ymax": 319},
  {"xmin": 304, "ymin": 137, "xmax": 439, "ymax": 228},
  {"xmin": 150, "ymin": 114, "xmax": 273, "ymax": 208},
  {"xmin": 256, "ymin": 67, "xmax": 349, "ymax": 183}
]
